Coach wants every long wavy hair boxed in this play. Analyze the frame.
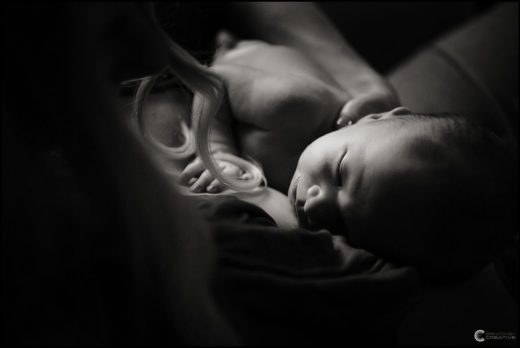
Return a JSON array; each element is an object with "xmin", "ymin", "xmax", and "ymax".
[{"xmin": 132, "ymin": 23, "xmax": 265, "ymax": 193}]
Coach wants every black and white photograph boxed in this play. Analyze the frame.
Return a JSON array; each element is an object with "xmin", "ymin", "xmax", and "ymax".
[{"xmin": 2, "ymin": 2, "xmax": 518, "ymax": 345}]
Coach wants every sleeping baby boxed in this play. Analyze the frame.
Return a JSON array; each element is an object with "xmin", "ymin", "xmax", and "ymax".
[{"xmin": 179, "ymin": 36, "xmax": 516, "ymax": 278}]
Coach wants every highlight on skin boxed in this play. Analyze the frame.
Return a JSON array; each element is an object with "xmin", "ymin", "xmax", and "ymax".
[{"xmin": 132, "ymin": 33, "xmax": 266, "ymax": 193}]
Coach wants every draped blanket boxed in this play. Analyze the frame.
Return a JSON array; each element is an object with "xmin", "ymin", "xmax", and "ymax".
[{"xmin": 194, "ymin": 196, "xmax": 427, "ymax": 345}]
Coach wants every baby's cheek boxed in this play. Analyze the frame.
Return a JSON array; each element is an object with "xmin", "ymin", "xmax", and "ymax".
[{"xmin": 341, "ymin": 203, "xmax": 387, "ymax": 248}]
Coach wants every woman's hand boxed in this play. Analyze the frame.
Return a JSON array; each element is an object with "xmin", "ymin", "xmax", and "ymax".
[
  {"xmin": 336, "ymin": 87, "xmax": 400, "ymax": 127},
  {"xmin": 225, "ymin": 3, "xmax": 402, "ymax": 126},
  {"xmin": 179, "ymin": 155, "xmax": 249, "ymax": 193}
]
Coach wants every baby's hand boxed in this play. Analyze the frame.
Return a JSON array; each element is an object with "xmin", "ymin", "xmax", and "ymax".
[
  {"xmin": 179, "ymin": 156, "xmax": 249, "ymax": 193},
  {"xmin": 336, "ymin": 88, "xmax": 400, "ymax": 128}
]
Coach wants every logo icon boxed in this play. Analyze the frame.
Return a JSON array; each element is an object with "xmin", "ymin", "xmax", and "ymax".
[{"xmin": 475, "ymin": 330, "xmax": 486, "ymax": 342}]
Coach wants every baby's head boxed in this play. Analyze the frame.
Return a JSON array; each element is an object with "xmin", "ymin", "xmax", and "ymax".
[{"xmin": 288, "ymin": 107, "xmax": 517, "ymax": 278}]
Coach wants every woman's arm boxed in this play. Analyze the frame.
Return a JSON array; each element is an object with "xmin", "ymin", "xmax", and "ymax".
[
  {"xmin": 227, "ymin": 3, "xmax": 376, "ymax": 94},
  {"xmin": 226, "ymin": 2, "xmax": 400, "ymax": 123}
]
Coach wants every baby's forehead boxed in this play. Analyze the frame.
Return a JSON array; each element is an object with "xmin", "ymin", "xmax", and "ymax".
[
  {"xmin": 387, "ymin": 119, "xmax": 456, "ymax": 156},
  {"xmin": 406, "ymin": 134, "xmax": 451, "ymax": 161}
]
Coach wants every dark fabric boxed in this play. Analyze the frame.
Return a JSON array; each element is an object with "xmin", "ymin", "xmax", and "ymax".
[
  {"xmin": 193, "ymin": 194, "xmax": 277, "ymax": 227},
  {"xmin": 318, "ymin": 2, "xmax": 484, "ymax": 73},
  {"xmin": 194, "ymin": 195, "xmax": 517, "ymax": 345},
  {"xmin": 494, "ymin": 233, "xmax": 519, "ymax": 302},
  {"xmin": 155, "ymin": 2, "xmax": 487, "ymax": 73},
  {"xmin": 3, "ymin": 3, "xmax": 211, "ymax": 344},
  {"xmin": 154, "ymin": 2, "xmax": 228, "ymax": 65},
  {"xmin": 194, "ymin": 195, "xmax": 426, "ymax": 345}
]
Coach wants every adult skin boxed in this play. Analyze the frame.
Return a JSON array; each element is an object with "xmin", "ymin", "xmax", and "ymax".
[
  {"xmin": 170, "ymin": 2, "xmax": 401, "ymax": 195},
  {"xmin": 226, "ymin": 2, "xmax": 400, "ymax": 124}
]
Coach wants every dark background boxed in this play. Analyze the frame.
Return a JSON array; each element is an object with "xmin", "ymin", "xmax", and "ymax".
[{"xmin": 155, "ymin": 2, "xmax": 495, "ymax": 72}]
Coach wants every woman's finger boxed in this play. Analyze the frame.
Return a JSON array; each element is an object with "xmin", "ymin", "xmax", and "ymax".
[
  {"xmin": 191, "ymin": 170, "xmax": 214, "ymax": 193},
  {"xmin": 179, "ymin": 158, "xmax": 205, "ymax": 185},
  {"xmin": 336, "ymin": 92, "xmax": 400, "ymax": 128}
]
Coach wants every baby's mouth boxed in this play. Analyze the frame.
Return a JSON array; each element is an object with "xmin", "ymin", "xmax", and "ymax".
[{"xmin": 289, "ymin": 175, "xmax": 323, "ymax": 230}]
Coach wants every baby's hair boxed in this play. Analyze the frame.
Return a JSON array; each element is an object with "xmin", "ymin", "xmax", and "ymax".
[
  {"xmin": 393, "ymin": 113, "xmax": 517, "ymax": 278},
  {"xmin": 131, "ymin": 24, "xmax": 266, "ymax": 193}
]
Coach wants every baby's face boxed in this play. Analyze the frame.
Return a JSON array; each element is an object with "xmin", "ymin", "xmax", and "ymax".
[{"xmin": 288, "ymin": 108, "xmax": 445, "ymax": 252}]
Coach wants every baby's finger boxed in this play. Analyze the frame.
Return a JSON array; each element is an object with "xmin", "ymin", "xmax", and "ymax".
[
  {"xmin": 179, "ymin": 158, "xmax": 205, "ymax": 185},
  {"xmin": 191, "ymin": 170, "xmax": 214, "ymax": 193}
]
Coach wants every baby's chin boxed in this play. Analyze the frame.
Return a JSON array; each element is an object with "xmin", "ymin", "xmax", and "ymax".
[
  {"xmin": 295, "ymin": 209, "xmax": 351, "ymax": 240},
  {"xmin": 320, "ymin": 220, "xmax": 351, "ymax": 241}
]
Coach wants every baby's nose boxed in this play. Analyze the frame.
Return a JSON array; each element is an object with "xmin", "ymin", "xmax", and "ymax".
[{"xmin": 304, "ymin": 185, "xmax": 334, "ymax": 227}]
